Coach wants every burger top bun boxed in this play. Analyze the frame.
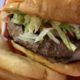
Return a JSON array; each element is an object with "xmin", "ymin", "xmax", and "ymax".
[{"xmin": 3, "ymin": 0, "xmax": 80, "ymax": 24}]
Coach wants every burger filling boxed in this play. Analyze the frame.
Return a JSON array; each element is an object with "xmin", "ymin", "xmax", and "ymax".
[{"xmin": 5, "ymin": 12, "xmax": 80, "ymax": 63}]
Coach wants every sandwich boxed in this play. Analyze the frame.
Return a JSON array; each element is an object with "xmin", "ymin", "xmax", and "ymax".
[
  {"xmin": 0, "ymin": 0, "xmax": 80, "ymax": 78},
  {"xmin": 0, "ymin": 26, "xmax": 66, "ymax": 80}
]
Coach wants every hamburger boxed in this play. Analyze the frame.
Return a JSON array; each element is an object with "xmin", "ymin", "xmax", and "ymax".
[
  {"xmin": 0, "ymin": 18, "xmax": 66, "ymax": 80},
  {"xmin": 0, "ymin": 0, "xmax": 80, "ymax": 79}
]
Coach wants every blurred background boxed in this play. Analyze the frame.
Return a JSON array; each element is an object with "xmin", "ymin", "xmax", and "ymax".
[{"xmin": 0, "ymin": 0, "xmax": 5, "ymax": 10}]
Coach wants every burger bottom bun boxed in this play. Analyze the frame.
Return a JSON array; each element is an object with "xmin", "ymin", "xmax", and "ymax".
[
  {"xmin": 11, "ymin": 40, "xmax": 80, "ymax": 77},
  {"xmin": 0, "ymin": 37, "xmax": 66, "ymax": 80},
  {"xmin": 0, "ymin": 69, "xmax": 33, "ymax": 80},
  {"xmin": 0, "ymin": 69, "xmax": 67, "ymax": 80}
]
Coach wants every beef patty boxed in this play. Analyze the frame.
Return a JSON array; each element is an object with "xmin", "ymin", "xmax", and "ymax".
[{"xmin": 7, "ymin": 21, "xmax": 80, "ymax": 63}]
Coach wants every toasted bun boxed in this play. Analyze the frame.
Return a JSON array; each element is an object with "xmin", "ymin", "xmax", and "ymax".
[
  {"xmin": 0, "ymin": 69, "xmax": 35, "ymax": 80},
  {"xmin": 0, "ymin": 69, "xmax": 67, "ymax": 80},
  {"xmin": 11, "ymin": 40, "xmax": 80, "ymax": 77},
  {"xmin": 1, "ymin": 69, "xmax": 66, "ymax": 80},
  {"xmin": 3, "ymin": 0, "xmax": 80, "ymax": 24}
]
